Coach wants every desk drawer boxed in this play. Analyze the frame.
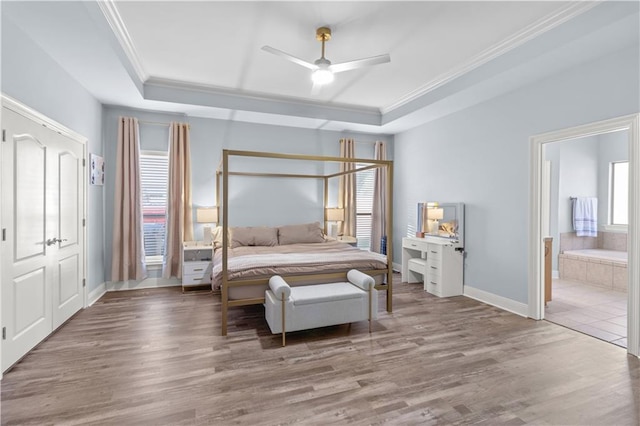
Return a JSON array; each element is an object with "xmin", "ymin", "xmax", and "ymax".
[
  {"xmin": 403, "ymin": 238, "xmax": 428, "ymax": 252},
  {"xmin": 425, "ymin": 280, "xmax": 440, "ymax": 295},
  {"xmin": 426, "ymin": 261, "xmax": 442, "ymax": 277},
  {"xmin": 426, "ymin": 244, "xmax": 442, "ymax": 261}
]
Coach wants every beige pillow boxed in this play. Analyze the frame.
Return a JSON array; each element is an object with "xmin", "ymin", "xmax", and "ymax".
[
  {"xmin": 211, "ymin": 226, "xmax": 224, "ymax": 248},
  {"xmin": 230, "ymin": 226, "xmax": 278, "ymax": 248},
  {"xmin": 278, "ymin": 222, "xmax": 324, "ymax": 245}
]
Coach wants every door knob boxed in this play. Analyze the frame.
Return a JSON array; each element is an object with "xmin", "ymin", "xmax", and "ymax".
[{"xmin": 46, "ymin": 238, "xmax": 67, "ymax": 246}]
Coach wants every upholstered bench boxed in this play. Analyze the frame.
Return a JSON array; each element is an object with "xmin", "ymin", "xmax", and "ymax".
[{"xmin": 264, "ymin": 270, "xmax": 378, "ymax": 346}]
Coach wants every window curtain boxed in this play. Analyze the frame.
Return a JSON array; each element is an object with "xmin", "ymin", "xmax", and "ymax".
[
  {"xmin": 111, "ymin": 117, "xmax": 147, "ymax": 281},
  {"xmin": 370, "ymin": 141, "xmax": 387, "ymax": 253},
  {"xmin": 162, "ymin": 122, "xmax": 194, "ymax": 279},
  {"xmin": 339, "ymin": 138, "xmax": 356, "ymax": 237}
]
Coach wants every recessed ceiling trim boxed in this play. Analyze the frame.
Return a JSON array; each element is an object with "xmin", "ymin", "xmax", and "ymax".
[
  {"xmin": 97, "ymin": 0, "xmax": 147, "ymax": 83},
  {"xmin": 380, "ymin": 1, "xmax": 601, "ymax": 115},
  {"xmin": 144, "ymin": 77, "xmax": 382, "ymax": 126}
]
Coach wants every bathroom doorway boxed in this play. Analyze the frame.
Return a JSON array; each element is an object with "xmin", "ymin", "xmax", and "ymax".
[
  {"xmin": 528, "ymin": 114, "xmax": 639, "ymax": 357},
  {"xmin": 543, "ymin": 131, "xmax": 629, "ymax": 347}
]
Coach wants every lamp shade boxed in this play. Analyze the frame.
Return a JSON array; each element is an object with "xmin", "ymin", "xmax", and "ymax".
[
  {"xmin": 326, "ymin": 208, "xmax": 345, "ymax": 221},
  {"xmin": 196, "ymin": 207, "xmax": 218, "ymax": 223},
  {"xmin": 427, "ymin": 207, "xmax": 444, "ymax": 221}
]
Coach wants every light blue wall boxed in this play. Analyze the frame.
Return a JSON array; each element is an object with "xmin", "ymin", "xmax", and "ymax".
[
  {"xmin": 2, "ymin": 16, "xmax": 104, "ymax": 293},
  {"xmin": 103, "ymin": 106, "xmax": 393, "ymax": 281},
  {"xmin": 393, "ymin": 44, "xmax": 639, "ymax": 304}
]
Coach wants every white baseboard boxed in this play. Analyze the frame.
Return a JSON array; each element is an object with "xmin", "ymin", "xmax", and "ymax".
[
  {"xmin": 87, "ymin": 282, "xmax": 107, "ymax": 306},
  {"xmin": 107, "ymin": 277, "xmax": 181, "ymax": 291},
  {"xmin": 463, "ymin": 285, "xmax": 528, "ymax": 317},
  {"xmin": 392, "ymin": 262, "xmax": 402, "ymax": 272}
]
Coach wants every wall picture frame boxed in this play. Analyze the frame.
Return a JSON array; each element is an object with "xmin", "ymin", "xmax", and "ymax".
[{"xmin": 90, "ymin": 153, "xmax": 105, "ymax": 186}]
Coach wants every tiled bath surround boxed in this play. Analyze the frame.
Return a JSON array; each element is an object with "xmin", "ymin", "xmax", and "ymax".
[{"xmin": 559, "ymin": 231, "xmax": 628, "ymax": 291}]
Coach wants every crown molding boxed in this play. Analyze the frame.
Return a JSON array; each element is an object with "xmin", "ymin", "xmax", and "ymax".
[
  {"xmin": 97, "ymin": 0, "xmax": 147, "ymax": 83},
  {"xmin": 381, "ymin": 1, "xmax": 601, "ymax": 115},
  {"xmin": 144, "ymin": 77, "xmax": 382, "ymax": 126},
  {"xmin": 2, "ymin": 94, "xmax": 87, "ymax": 143}
]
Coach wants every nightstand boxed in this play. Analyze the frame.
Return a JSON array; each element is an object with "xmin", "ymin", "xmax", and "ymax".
[{"xmin": 181, "ymin": 241, "xmax": 213, "ymax": 291}]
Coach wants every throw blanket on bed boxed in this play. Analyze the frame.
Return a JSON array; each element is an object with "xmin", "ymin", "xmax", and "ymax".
[
  {"xmin": 212, "ymin": 241, "xmax": 387, "ymax": 288},
  {"xmin": 573, "ymin": 197, "xmax": 597, "ymax": 237}
]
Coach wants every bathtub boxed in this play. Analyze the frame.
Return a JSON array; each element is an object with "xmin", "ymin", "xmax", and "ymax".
[{"xmin": 559, "ymin": 249, "xmax": 628, "ymax": 291}]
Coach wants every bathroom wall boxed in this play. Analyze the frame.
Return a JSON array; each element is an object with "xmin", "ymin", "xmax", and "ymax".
[{"xmin": 547, "ymin": 131, "xmax": 629, "ymax": 272}]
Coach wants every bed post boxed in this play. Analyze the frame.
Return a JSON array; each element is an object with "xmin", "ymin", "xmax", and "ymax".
[
  {"xmin": 386, "ymin": 161, "xmax": 394, "ymax": 312},
  {"xmin": 221, "ymin": 150, "xmax": 229, "ymax": 336}
]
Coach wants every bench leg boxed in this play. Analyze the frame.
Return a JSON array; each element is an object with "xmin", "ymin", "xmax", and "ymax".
[
  {"xmin": 368, "ymin": 287, "xmax": 372, "ymax": 333},
  {"xmin": 281, "ymin": 297, "xmax": 286, "ymax": 347}
]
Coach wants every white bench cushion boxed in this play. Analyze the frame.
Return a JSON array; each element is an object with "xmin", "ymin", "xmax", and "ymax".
[{"xmin": 290, "ymin": 282, "xmax": 364, "ymax": 306}]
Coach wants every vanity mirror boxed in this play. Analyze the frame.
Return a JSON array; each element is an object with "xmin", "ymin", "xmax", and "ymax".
[{"xmin": 416, "ymin": 202, "xmax": 464, "ymax": 248}]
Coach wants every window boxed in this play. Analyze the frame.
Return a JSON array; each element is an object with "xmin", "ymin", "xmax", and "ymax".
[
  {"xmin": 611, "ymin": 161, "xmax": 629, "ymax": 225},
  {"xmin": 356, "ymin": 164, "xmax": 375, "ymax": 250},
  {"xmin": 140, "ymin": 151, "xmax": 169, "ymax": 263}
]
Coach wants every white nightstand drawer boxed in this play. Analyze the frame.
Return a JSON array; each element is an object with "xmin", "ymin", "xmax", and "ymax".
[
  {"xmin": 183, "ymin": 261, "xmax": 212, "ymax": 276},
  {"xmin": 183, "ymin": 273, "xmax": 212, "ymax": 286}
]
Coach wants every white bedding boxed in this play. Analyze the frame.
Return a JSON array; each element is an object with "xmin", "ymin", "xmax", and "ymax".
[{"xmin": 212, "ymin": 241, "xmax": 387, "ymax": 291}]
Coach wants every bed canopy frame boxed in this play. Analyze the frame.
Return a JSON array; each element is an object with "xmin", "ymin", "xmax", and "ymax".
[{"xmin": 215, "ymin": 149, "xmax": 394, "ymax": 336}]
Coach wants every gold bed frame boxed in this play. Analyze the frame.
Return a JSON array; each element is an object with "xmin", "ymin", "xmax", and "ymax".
[{"xmin": 215, "ymin": 149, "xmax": 394, "ymax": 336}]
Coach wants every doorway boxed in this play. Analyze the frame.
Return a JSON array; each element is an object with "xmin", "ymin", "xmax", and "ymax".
[
  {"xmin": 1, "ymin": 96, "xmax": 87, "ymax": 371},
  {"xmin": 543, "ymin": 132, "xmax": 629, "ymax": 347},
  {"xmin": 529, "ymin": 114, "xmax": 640, "ymax": 357}
]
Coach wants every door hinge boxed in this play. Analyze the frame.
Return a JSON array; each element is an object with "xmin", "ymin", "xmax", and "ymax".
[
  {"xmin": 82, "ymin": 219, "xmax": 86, "ymax": 227},
  {"xmin": 83, "ymin": 278, "xmax": 86, "ymax": 288},
  {"xmin": 2, "ymin": 228, "xmax": 5, "ymax": 241},
  {"xmin": 82, "ymin": 158, "xmax": 86, "ymax": 167},
  {"xmin": 2, "ymin": 327, "xmax": 6, "ymax": 340},
  {"xmin": 2, "ymin": 129, "xmax": 6, "ymax": 142}
]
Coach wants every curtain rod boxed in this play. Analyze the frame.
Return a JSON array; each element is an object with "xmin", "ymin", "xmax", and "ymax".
[
  {"xmin": 138, "ymin": 120, "xmax": 171, "ymax": 127},
  {"xmin": 138, "ymin": 120, "xmax": 191, "ymax": 129}
]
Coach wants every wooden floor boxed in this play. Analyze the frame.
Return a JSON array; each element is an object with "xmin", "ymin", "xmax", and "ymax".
[{"xmin": 2, "ymin": 274, "xmax": 639, "ymax": 425}]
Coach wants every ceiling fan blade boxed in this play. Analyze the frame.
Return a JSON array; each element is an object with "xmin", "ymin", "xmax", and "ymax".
[
  {"xmin": 261, "ymin": 46, "xmax": 317, "ymax": 70},
  {"xmin": 329, "ymin": 54, "xmax": 390, "ymax": 73},
  {"xmin": 311, "ymin": 81, "xmax": 323, "ymax": 95}
]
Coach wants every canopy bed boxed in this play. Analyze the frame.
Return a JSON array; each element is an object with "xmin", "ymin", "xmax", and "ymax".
[{"xmin": 214, "ymin": 149, "xmax": 394, "ymax": 336}]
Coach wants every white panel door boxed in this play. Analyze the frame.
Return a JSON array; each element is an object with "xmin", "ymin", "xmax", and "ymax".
[{"xmin": 1, "ymin": 107, "xmax": 85, "ymax": 371}]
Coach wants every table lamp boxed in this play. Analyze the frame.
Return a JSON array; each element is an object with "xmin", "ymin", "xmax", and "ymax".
[
  {"xmin": 325, "ymin": 208, "xmax": 345, "ymax": 238},
  {"xmin": 196, "ymin": 207, "xmax": 219, "ymax": 245},
  {"xmin": 427, "ymin": 207, "xmax": 444, "ymax": 235}
]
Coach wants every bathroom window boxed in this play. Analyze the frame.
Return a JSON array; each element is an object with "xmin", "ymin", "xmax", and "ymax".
[{"xmin": 610, "ymin": 161, "xmax": 628, "ymax": 225}]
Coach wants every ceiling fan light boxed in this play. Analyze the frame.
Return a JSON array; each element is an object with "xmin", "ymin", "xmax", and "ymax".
[{"xmin": 311, "ymin": 68, "xmax": 334, "ymax": 85}]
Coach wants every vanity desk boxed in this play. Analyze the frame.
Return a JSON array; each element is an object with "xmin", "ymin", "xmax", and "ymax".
[
  {"xmin": 404, "ymin": 202, "xmax": 464, "ymax": 297},
  {"xmin": 402, "ymin": 236, "xmax": 463, "ymax": 297}
]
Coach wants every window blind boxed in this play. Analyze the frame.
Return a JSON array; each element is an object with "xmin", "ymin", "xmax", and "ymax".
[
  {"xmin": 140, "ymin": 152, "xmax": 169, "ymax": 261},
  {"xmin": 356, "ymin": 164, "xmax": 375, "ymax": 250}
]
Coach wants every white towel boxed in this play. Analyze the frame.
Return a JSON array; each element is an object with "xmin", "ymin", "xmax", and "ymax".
[{"xmin": 573, "ymin": 197, "xmax": 597, "ymax": 237}]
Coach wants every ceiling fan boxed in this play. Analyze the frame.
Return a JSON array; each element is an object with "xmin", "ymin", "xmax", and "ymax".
[{"xmin": 262, "ymin": 27, "xmax": 391, "ymax": 88}]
